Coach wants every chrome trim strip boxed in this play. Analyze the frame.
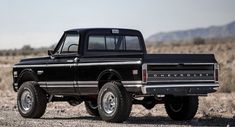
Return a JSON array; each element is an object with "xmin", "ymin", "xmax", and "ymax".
[
  {"xmin": 38, "ymin": 81, "xmax": 99, "ymax": 88},
  {"xmin": 124, "ymin": 83, "xmax": 219, "ymax": 88},
  {"xmin": 45, "ymin": 85, "xmax": 98, "ymax": 88},
  {"xmin": 47, "ymin": 85, "xmax": 74, "ymax": 87},
  {"xmin": 214, "ymin": 63, "xmax": 219, "ymax": 82},
  {"xmin": 78, "ymin": 85, "xmax": 97, "ymax": 87},
  {"xmin": 147, "ymin": 80, "xmax": 215, "ymax": 83},
  {"xmin": 78, "ymin": 61, "xmax": 141, "ymax": 66},
  {"xmin": 39, "ymin": 81, "xmax": 98, "ymax": 84},
  {"xmin": 141, "ymin": 86, "xmax": 147, "ymax": 94},
  {"xmin": 38, "ymin": 81, "xmax": 144, "ymax": 88},
  {"xmin": 47, "ymin": 64, "xmax": 75, "ymax": 67},
  {"xmin": 67, "ymin": 60, "xmax": 74, "ymax": 63},
  {"xmin": 13, "ymin": 61, "xmax": 142, "ymax": 68},
  {"xmin": 13, "ymin": 64, "xmax": 47, "ymax": 68},
  {"xmin": 122, "ymin": 81, "xmax": 143, "ymax": 87},
  {"xmin": 141, "ymin": 83, "xmax": 219, "ymax": 94},
  {"xmin": 46, "ymin": 81, "xmax": 74, "ymax": 85},
  {"xmin": 77, "ymin": 81, "xmax": 98, "ymax": 84},
  {"xmin": 123, "ymin": 84, "xmax": 142, "ymax": 87},
  {"xmin": 122, "ymin": 81, "xmax": 142, "ymax": 84},
  {"xmin": 143, "ymin": 83, "xmax": 219, "ymax": 88},
  {"xmin": 183, "ymin": 63, "xmax": 215, "ymax": 65},
  {"xmin": 145, "ymin": 63, "xmax": 215, "ymax": 65}
]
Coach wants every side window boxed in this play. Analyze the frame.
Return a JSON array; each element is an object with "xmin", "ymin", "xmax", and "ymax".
[
  {"xmin": 125, "ymin": 36, "xmax": 141, "ymax": 50},
  {"xmin": 88, "ymin": 36, "xmax": 105, "ymax": 50},
  {"xmin": 61, "ymin": 34, "xmax": 79, "ymax": 53},
  {"xmin": 117, "ymin": 36, "xmax": 125, "ymax": 50},
  {"xmin": 106, "ymin": 36, "xmax": 115, "ymax": 50},
  {"xmin": 87, "ymin": 35, "xmax": 141, "ymax": 51}
]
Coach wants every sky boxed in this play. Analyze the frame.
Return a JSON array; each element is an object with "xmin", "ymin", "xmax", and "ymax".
[{"xmin": 0, "ymin": 0, "xmax": 235, "ymax": 49}]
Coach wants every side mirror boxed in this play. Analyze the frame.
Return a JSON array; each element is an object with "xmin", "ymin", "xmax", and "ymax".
[{"xmin": 48, "ymin": 49, "xmax": 54, "ymax": 56}]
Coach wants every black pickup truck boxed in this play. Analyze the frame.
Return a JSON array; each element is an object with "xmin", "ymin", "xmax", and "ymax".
[{"xmin": 12, "ymin": 28, "xmax": 219, "ymax": 123}]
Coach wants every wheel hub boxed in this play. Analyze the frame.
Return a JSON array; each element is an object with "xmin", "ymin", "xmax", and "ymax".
[
  {"xmin": 20, "ymin": 90, "xmax": 33, "ymax": 113},
  {"xmin": 102, "ymin": 92, "xmax": 117, "ymax": 114}
]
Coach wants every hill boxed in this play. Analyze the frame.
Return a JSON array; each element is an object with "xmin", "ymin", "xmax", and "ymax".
[{"xmin": 147, "ymin": 21, "xmax": 235, "ymax": 44}]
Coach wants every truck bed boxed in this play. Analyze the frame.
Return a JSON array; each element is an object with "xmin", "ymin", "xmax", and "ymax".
[{"xmin": 143, "ymin": 54, "xmax": 217, "ymax": 63}]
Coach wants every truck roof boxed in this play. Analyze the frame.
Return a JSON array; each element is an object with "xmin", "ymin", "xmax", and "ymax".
[{"xmin": 64, "ymin": 28, "xmax": 142, "ymax": 35}]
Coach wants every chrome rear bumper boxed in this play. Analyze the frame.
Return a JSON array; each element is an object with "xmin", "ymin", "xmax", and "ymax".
[{"xmin": 141, "ymin": 83, "xmax": 219, "ymax": 95}]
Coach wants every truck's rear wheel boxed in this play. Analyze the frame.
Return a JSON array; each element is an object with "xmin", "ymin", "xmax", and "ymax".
[
  {"xmin": 98, "ymin": 82, "xmax": 132, "ymax": 123},
  {"xmin": 17, "ymin": 81, "xmax": 47, "ymax": 118},
  {"xmin": 165, "ymin": 96, "xmax": 198, "ymax": 121},
  {"xmin": 85, "ymin": 101, "xmax": 99, "ymax": 116}
]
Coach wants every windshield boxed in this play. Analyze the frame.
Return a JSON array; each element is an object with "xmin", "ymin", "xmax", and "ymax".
[{"xmin": 55, "ymin": 34, "xmax": 80, "ymax": 54}]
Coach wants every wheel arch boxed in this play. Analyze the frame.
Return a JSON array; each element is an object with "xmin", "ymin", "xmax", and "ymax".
[
  {"xmin": 97, "ymin": 69, "xmax": 123, "ymax": 90},
  {"xmin": 17, "ymin": 69, "xmax": 39, "ymax": 89}
]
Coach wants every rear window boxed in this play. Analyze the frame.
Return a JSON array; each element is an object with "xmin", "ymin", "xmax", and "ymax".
[{"xmin": 88, "ymin": 35, "xmax": 141, "ymax": 51}]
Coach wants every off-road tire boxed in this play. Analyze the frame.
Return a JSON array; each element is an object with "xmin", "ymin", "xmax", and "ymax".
[
  {"xmin": 85, "ymin": 101, "xmax": 100, "ymax": 116},
  {"xmin": 17, "ymin": 81, "xmax": 47, "ymax": 118},
  {"xmin": 98, "ymin": 81, "xmax": 132, "ymax": 123},
  {"xmin": 165, "ymin": 96, "xmax": 198, "ymax": 121}
]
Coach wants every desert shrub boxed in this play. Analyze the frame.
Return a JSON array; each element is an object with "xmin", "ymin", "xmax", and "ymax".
[
  {"xmin": 193, "ymin": 37, "xmax": 205, "ymax": 45},
  {"xmin": 218, "ymin": 68, "xmax": 235, "ymax": 93},
  {"xmin": 21, "ymin": 45, "xmax": 34, "ymax": 56},
  {"xmin": 12, "ymin": 50, "xmax": 16, "ymax": 56},
  {"xmin": 5, "ymin": 51, "xmax": 10, "ymax": 56},
  {"xmin": 0, "ymin": 51, "xmax": 3, "ymax": 56}
]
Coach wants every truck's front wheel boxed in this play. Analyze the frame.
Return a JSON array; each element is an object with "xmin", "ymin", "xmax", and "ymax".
[
  {"xmin": 17, "ymin": 81, "xmax": 47, "ymax": 118},
  {"xmin": 98, "ymin": 82, "xmax": 132, "ymax": 123},
  {"xmin": 165, "ymin": 96, "xmax": 198, "ymax": 121}
]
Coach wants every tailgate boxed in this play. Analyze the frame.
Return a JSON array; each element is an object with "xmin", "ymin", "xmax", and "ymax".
[{"xmin": 146, "ymin": 63, "xmax": 218, "ymax": 83}]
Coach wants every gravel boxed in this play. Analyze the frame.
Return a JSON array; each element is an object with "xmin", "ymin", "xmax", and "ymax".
[{"xmin": 0, "ymin": 91, "xmax": 234, "ymax": 127}]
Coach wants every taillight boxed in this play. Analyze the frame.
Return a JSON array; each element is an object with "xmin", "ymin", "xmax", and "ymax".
[
  {"xmin": 142, "ymin": 64, "xmax": 147, "ymax": 83},
  {"xmin": 143, "ymin": 69, "xmax": 147, "ymax": 82},
  {"xmin": 214, "ymin": 64, "xmax": 219, "ymax": 82}
]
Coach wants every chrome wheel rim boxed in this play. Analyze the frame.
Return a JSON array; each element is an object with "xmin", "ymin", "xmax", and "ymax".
[
  {"xmin": 102, "ymin": 92, "xmax": 117, "ymax": 114},
  {"xmin": 20, "ymin": 89, "xmax": 33, "ymax": 113}
]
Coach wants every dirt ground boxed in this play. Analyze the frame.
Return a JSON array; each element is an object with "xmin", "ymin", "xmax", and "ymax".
[{"xmin": 0, "ymin": 90, "xmax": 234, "ymax": 127}]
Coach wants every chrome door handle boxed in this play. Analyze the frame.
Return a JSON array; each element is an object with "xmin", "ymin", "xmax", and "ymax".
[{"xmin": 74, "ymin": 57, "xmax": 79, "ymax": 62}]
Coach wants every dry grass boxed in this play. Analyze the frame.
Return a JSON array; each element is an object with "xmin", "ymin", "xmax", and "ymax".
[
  {"xmin": 0, "ymin": 56, "xmax": 28, "ymax": 91},
  {"xmin": 199, "ymin": 93, "xmax": 235, "ymax": 118}
]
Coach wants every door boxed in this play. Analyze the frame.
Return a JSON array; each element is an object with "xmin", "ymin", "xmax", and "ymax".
[{"xmin": 45, "ymin": 33, "xmax": 80, "ymax": 95}]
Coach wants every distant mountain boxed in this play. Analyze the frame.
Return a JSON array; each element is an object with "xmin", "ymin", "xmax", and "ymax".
[{"xmin": 146, "ymin": 21, "xmax": 235, "ymax": 43}]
